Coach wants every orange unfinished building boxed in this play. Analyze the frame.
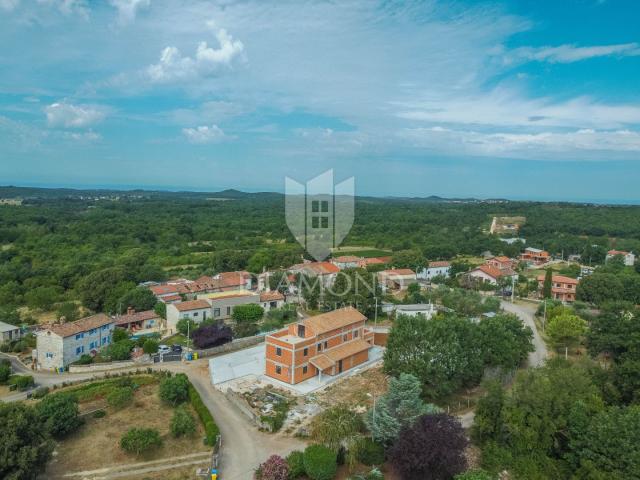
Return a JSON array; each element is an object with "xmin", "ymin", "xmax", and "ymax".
[{"xmin": 265, "ymin": 307, "xmax": 374, "ymax": 385}]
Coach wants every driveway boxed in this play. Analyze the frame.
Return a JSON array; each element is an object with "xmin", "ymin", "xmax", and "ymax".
[{"xmin": 501, "ymin": 300, "xmax": 548, "ymax": 367}]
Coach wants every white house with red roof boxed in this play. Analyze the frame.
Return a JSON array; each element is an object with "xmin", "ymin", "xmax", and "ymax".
[
  {"xmin": 417, "ymin": 261, "xmax": 451, "ymax": 281},
  {"xmin": 606, "ymin": 250, "xmax": 635, "ymax": 266},
  {"xmin": 469, "ymin": 264, "xmax": 517, "ymax": 285}
]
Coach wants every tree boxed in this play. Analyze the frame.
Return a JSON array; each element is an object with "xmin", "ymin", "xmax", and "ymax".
[
  {"xmin": 56, "ymin": 301, "xmax": 80, "ymax": 322},
  {"xmin": 25, "ymin": 286, "xmax": 62, "ymax": 311},
  {"xmin": 159, "ymin": 373, "xmax": 190, "ymax": 406},
  {"xmin": 107, "ymin": 386, "xmax": 134, "ymax": 410},
  {"xmin": 542, "ymin": 268, "xmax": 553, "ymax": 299},
  {"xmin": 78, "ymin": 267, "xmax": 129, "ymax": 312},
  {"xmin": 192, "ymin": 323, "xmax": 233, "ymax": 349},
  {"xmin": 303, "ymin": 444, "xmax": 338, "ymax": 480},
  {"xmin": 112, "ymin": 328, "xmax": 129, "ymax": 343},
  {"xmin": 0, "ymin": 402, "xmax": 54, "ymax": 479},
  {"xmin": 176, "ymin": 318, "xmax": 197, "ymax": 336},
  {"xmin": 232, "ymin": 304, "xmax": 264, "ymax": 337},
  {"xmin": 120, "ymin": 428, "xmax": 163, "ymax": 455},
  {"xmin": 546, "ymin": 313, "xmax": 588, "ymax": 356},
  {"xmin": 391, "ymin": 249, "xmax": 425, "ymax": 270},
  {"xmin": 577, "ymin": 273, "xmax": 624, "ymax": 305},
  {"xmin": 142, "ymin": 338, "xmax": 159, "ymax": 354},
  {"xmin": 389, "ymin": 413, "xmax": 468, "ymax": 480},
  {"xmin": 471, "ymin": 380, "xmax": 505, "ymax": 446},
  {"xmin": 310, "ymin": 405, "xmax": 365, "ymax": 468},
  {"xmin": 154, "ymin": 301, "xmax": 166, "ymax": 319},
  {"xmin": 257, "ymin": 454, "xmax": 290, "ymax": 480},
  {"xmin": 116, "ymin": 287, "xmax": 157, "ymax": 315},
  {"xmin": 170, "ymin": 406, "xmax": 196, "ymax": 437},
  {"xmin": 477, "ymin": 314, "xmax": 534, "ymax": 370},
  {"xmin": 366, "ymin": 373, "xmax": 440, "ymax": 446},
  {"xmin": 0, "ymin": 359, "xmax": 11, "ymax": 382},
  {"xmin": 106, "ymin": 339, "xmax": 133, "ymax": 361},
  {"xmin": 36, "ymin": 393, "xmax": 83, "ymax": 438}
]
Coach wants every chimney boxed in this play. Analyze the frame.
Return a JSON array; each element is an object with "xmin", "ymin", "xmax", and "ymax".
[{"xmin": 127, "ymin": 306, "xmax": 135, "ymax": 316}]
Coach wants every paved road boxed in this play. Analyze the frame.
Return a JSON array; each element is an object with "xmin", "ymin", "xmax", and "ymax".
[{"xmin": 501, "ymin": 300, "xmax": 548, "ymax": 367}]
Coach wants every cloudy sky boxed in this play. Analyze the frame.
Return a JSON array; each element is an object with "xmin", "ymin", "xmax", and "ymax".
[{"xmin": 0, "ymin": 0, "xmax": 639, "ymax": 202}]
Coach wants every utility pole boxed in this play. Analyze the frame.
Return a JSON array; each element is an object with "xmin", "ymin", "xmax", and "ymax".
[
  {"xmin": 374, "ymin": 296, "xmax": 378, "ymax": 331},
  {"xmin": 511, "ymin": 274, "xmax": 516, "ymax": 303}
]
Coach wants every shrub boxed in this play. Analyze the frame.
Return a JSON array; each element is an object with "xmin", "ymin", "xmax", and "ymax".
[
  {"xmin": 93, "ymin": 409, "xmax": 106, "ymax": 418},
  {"xmin": 0, "ymin": 341, "xmax": 11, "ymax": 353},
  {"xmin": 286, "ymin": 450, "xmax": 305, "ymax": 479},
  {"xmin": 454, "ymin": 470, "xmax": 494, "ymax": 480},
  {"xmin": 0, "ymin": 362, "xmax": 11, "ymax": 383},
  {"xmin": 143, "ymin": 339, "xmax": 159, "ymax": 354},
  {"xmin": 257, "ymin": 455, "xmax": 289, "ymax": 480},
  {"xmin": 357, "ymin": 438, "xmax": 385, "ymax": 466},
  {"xmin": 192, "ymin": 323, "xmax": 233, "ymax": 349},
  {"xmin": 159, "ymin": 373, "xmax": 190, "ymax": 406},
  {"xmin": 36, "ymin": 393, "xmax": 83, "ymax": 438},
  {"xmin": 170, "ymin": 406, "xmax": 196, "ymax": 437},
  {"xmin": 120, "ymin": 428, "xmax": 163, "ymax": 455},
  {"xmin": 12, "ymin": 340, "xmax": 26, "ymax": 353},
  {"xmin": 77, "ymin": 354, "xmax": 93, "ymax": 365},
  {"xmin": 10, "ymin": 375, "xmax": 34, "ymax": 391},
  {"xmin": 187, "ymin": 384, "xmax": 219, "ymax": 446},
  {"xmin": 107, "ymin": 340, "xmax": 133, "ymax": 361},
  {"xmin": 32, "ymin": 386, "xmax": 50, "ymax": 399},
  {"xmin": 112, "ymin": 328, "xmax": 129, "ymax": 343},
  {"xmin": 303, "ymin": 444, "xmax": 337, "ymax": 480},
  {"xmin": 107, "ymin": 386, "xmax": 134, "ymax": 410}
]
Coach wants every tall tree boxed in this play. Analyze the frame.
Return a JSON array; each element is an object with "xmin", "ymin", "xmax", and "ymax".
[{"xmin": 542, "ymin": 268, "xmax": 553, "ymax": 299}]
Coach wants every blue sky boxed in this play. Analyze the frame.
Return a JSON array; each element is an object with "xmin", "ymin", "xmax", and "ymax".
[{"xmin": 0, "ymin": 0, "xmax": 639, "ymax": 203}]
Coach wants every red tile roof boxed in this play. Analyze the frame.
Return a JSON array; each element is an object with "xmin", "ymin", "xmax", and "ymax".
[
  {"xmin": 608, "ymin": 250, "xmax": 629, "ymax": 256},
  {"xmin": 473, "ymin": 264, "xmax": 509, "ymax": 279},
  {"xmin": 332, "ymin": 255, "xmax": 361, "ymax": 263},
  {"xmin": 303, "ymin": 307, "xmax": 366, "ymax": 335},
  {"xmin": 115, "ymin": 310, "xmax": 160, "ymax": 326},
  {"xmin": 536, "ymin": 274, "xmax": 579, "ymax": 285},
  {"xmin": 173, "ymin": 300, "xmax": 211, "ymax": 312},
  {"xmin": 428, "ymin": 261, "xmax": 451, "ymax": 268},
  {"xmin": 307, "ymin": 262, "xmax": 340, "ymax": 275},
  {"xmin": 260, "ymin": 291, "xmax": 285, "ymax": 302},
  {"xmin": 381, "ymin": 268, "xmax": 415, "ymax": 276}
]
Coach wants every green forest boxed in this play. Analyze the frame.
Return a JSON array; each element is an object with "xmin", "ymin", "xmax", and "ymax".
[{"xmin": 1, "ymin": 186, "xmax": 640, "ymax": 321}]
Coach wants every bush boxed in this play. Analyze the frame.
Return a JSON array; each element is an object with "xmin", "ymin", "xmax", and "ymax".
[
  {"xmin": 257, "ymin": 455, "xmax": 289, "ymax": 480},
  {"xmin": 112, "ymin": 328, "xmax": 129, "ymax": 343},
  {"xmin": 170, "ymin": 406, "xmax": 196, "ymax": 437},
  {"xmin": 357, "ymin": 438, "xmax": 385, "ymax": 466},
  {"xmin": 303, "ymin": 445, "xmax": 337, "ymax": 480},
  {"xmin": 454, "ymin": 470, "xmax": 494, "ymax": 480},
  {"xmin": 36, "ymin": 393, "xmax": 83, "ymax": 438},
  {"xmin": 77, "ymin": 354, "xmax": 93, "ymax": 365},
  {"xmin": 12, "ymin": 340, "xmax": 26, "ymax": 353},
  {"xmin": 10, "ymin": 374, "xmax": 34, "ymax": 391},
  {"xmin": 120, "ymin": 428, "xmax": 163, "ymax": 455},
  {"xmin": 192, "ymin": 323, "xmax": 233, "ymax": 349},
  {"xmin": 188, "ymin": 383, "xmax": 219, "ymax": 446},
  {"xmin": 0, "ymin": 362, "xmax": 11, "ymax": 383},
  {"xmin": 143, "ymin": 339, "xmax": 159, "ymax": 354},
  {"xmin": 107, "ymin": 386, "xmax": 134, "ymax": 410},
  {"xmin": 159, "ymin": 373, "xmax": 190, "ymax": 406},
  {"xmin": 32, "ymin": 386, "xmax": 50, "ymax": 399},
  {"xmin": 286, "ymin": 450, "xmax": 305, "ymax": 479},
  {"xmin": 0, "ymin": 341, "xmax": 11, "ymax": 353},
  {"xmin": 107, "ymin": 340, "xmax": 133, "ymax": 361}
]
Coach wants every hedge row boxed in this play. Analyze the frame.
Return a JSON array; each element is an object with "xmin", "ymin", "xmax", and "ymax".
[{"xmin": 187, "ymin": 383, "xmax": 220, "ymax": 446}]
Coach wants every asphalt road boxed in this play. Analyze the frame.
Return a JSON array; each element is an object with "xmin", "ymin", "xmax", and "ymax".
[{"xmin": 501, "ymin": 300, "xmax": 548, "ymax": 367}]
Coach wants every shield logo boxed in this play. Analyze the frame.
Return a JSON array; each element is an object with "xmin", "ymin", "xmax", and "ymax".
[{"xmin": 285, "ymin": 169, "xmax": 355, "ymax": 261}]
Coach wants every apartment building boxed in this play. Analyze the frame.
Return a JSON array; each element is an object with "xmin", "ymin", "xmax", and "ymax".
[
  {"xmin": 265, "ymin": 307, "xmax": 374, "ymax": 385},
  {"xmin": 606, "ymin": 250, "xmax": 636, "ymax": 266}
]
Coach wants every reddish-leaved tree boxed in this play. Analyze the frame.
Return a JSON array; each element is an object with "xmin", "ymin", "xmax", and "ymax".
[
  {"xmin": 389, "ymin": 413, "xmax": 467, "ymax": 480},
  {"xmin": 256, "ymin": 454, "xmax": 289, "ymax": 480}
]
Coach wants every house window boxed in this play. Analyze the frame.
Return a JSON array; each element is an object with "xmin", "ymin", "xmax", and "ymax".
[
  {"xmin": 303, "ymin": 365, "xmax": 308, "ymax": 374},
  {"xmin": 276, "ymin": 347, "xmax": 282, "ymax": 356},
  {"xmin": 354, "ymin": 329, "xmax": 359, "ymax": 338},
  {"xmin": 324, "ymin": 341, "xmax": 328, "ymax": 349},
  {"xmin": 102, "ymin": 324, "xmax": 109, "ymax": 331},
  {"xmin": 303, "ymin": 347, "xmax": 308, "ymax": 356},
  {"xmin": 46, "ymin": 352, "xmax": 53, "ymax": 359},
  {"xmin": 311, "ymin": 200, "xmax": 319, "ymax": 212},
  {"xmin": 317, "ymin": 343, "xmax": 322, "ymax": 352},
  {"xmin": 75, "ymin": 346, "xmax": 84, "ymax": 355},
  {"xmin": 275, "ymin": 365, "xmax": 282, "ymax": 375},
  {"xmin": 312, "ymin": 216, "xmax": 319, "ymax": 228},
  {"xmin": 89, "ymin": 341, "xmax": 96, "ymax": 349},
  {"xmin": 89, "ymin": 329, "xmax": 96, "ymax": 335},
  {"xmin": 193, "ymin": 312, "xmax": 199, "ymax": 317},
  {"xmin": 227, "ymin": 306, "xmax": 231, "ymax": 315},
  {"xmin": 343, "ymin": 334, "xmax": 348, "ymax": 341},
  {"xmin": 321, "ymin": 216, "xmax": 329, "ymax": 228},
  {"xmin": 102, "ymin": 337, "xmax": 107, "ymax": 345},
  {"xmin": 214, "ymin": 308, "xmax": 220, "ymax": 317},
  {"xmin": 75, "ymin": 333, "xmax": 84, "ymax": 340},
  {"xmin": 321, "ymin": 201, "xmax": 329, "ymax": 212}
]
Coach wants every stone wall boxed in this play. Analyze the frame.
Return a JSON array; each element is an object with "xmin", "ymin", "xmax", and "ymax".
[
  {"xmin": 68, "ymin": 357, "xmax": 151, "ymax": 373},
  {"xmin": 193, "ymin": 333, "xmax": 266, "ymax": 358}
]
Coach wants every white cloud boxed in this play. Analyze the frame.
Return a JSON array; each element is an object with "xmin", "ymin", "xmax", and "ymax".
[
  {"xmin": 147, "ymin": 28, "xmax": 244, "ymax": 83},
  {"xmin": 63, "ymin": 130, "xmax": 101, "ymax": 142},
  {"xmin": 400, "ymin": 126, "xmax": 640, "ymax": 159},
  {"xmin": 45, "ymin": 102, "xmax": 107, "ymax": 128},
  {"xmin": 37, "ymin": 0, "xmax": 89, "ymax": 18},
  {"xmin": 182, "ymin": 124, "xmax": 228, "ymax": 144},
  {"xmin": 0, "ymin": 0, "xmax": 20, "ymax": 11},
  {"xmin": 109, "ymin": 0, "xmax": 150, "ymax": 24},
  {"xmin": 510, "ymin": 42, "xmax": 640, "ymax": 64}
]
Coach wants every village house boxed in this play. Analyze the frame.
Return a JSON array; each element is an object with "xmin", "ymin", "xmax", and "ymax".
[
  {"xmin": 486, "ymin": 256, "xmax": 516, "ymax": 272},
  {"xmin": 114, "ymin": 308, "xmax": 162, "ymax": 337},
  {"xmin": 198, "ymin": 290, "xmax": 261, "ymax": 321},
  {"xmin": 36, "ymin": 314, "xmax": 114, "ymax": 371},
  {"xmin": 166, "ymin": 299, "xmax": 212, "ymax": 334},
  {"xmin": 417, "ymin": 261, "xmax": 451, "ymax": 281},
  {"xmin": 537, "ymin": 274, "xmax": 579, "ymax": 303},
  {"xmin": 150, "ymin": 271, "xmax": 253, "ymax": 302},
  {"xmin": 0, "ymin": 321, "xmax": 21, "ymax": 343},
  {"xmin": 394, "ymin": 303, "xmax": 437, "ymax": 320},
  {"xmin": 289, "ymin": 261, "xmax": 340, "ymax": 287},
  {"xmin": 519, "ymin": 247, "xmax": 550, "ymax": 266},
  {"xmin": 378, "ymin": 268, "xmax": 417, "ymax": 292},
  {"xmin": 606, "ymin": 250, "xmax": 636, "ymax": 266},
  {"xmin": 468, "ymin": 264, "xmax": 517, "ymax": 285},
  {"xmin": 330, "ymin": 255, "xmax": 362, "ymax": 270},
  {"xmin": 265, "ymin": 307, "xmax": 374, "ymax": 385},
  {"xmin": 260, "ymin": 291, "xmax": 286, "ymax": 312}
]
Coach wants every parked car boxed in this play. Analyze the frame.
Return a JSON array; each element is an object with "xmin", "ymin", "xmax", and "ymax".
[
  {"xmin": 171, "ymin": 344, "xmax": 183, "ymax": 353},
  {"xmin": 158, "ymin": 345, "xmax": 171, "ymax": 355}
]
